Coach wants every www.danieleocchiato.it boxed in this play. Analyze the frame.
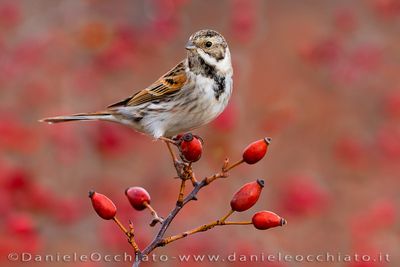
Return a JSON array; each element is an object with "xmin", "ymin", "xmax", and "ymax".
[{"xmin": 7, "ymin": 251, "xmax": 391, "ymax": 263}]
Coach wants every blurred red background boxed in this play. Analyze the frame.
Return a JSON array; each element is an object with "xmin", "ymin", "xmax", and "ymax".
[{"xmin": 1, "ymin": 0, "xmax": 399, "ymax": 266}]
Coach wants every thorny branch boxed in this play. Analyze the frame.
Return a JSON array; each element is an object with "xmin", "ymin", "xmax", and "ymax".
[
  {"xmin": 89, "ymin": 135, "xmax": 280, "ymax": 267},
  {"xmin": 128, "ymin": 140, "xmax": 245, "ymax": 266}
]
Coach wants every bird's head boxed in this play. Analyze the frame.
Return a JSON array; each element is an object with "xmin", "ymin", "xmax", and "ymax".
[{"xmin": 186, "ymin": 29, "xmax": 231, "ymax": 74}]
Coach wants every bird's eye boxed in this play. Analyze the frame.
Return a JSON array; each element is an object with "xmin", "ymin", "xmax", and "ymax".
[{"xmin": 205, "ymin": 41, "xmax": 212, "ymax": 48}]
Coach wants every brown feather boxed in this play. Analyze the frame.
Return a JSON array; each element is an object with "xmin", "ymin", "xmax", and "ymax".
[{"xmin": 107, "ymin": 61, "xmax": 187, "ymax": 108}]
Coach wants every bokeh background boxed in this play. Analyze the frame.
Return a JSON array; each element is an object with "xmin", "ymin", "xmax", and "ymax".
[{"xmin": 1, "ymin": 0, "xmax": 399, "ymax": 266}]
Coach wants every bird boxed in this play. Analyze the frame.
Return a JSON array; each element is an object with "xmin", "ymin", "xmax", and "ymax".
[{"xmin": 40, "ymin": 29, "xmax": 233, "ymax": 139}]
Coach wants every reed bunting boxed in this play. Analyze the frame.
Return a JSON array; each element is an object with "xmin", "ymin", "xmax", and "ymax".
[{"xmin": 41, "ymin": 29, "xmax": 233, "ymax": 139}]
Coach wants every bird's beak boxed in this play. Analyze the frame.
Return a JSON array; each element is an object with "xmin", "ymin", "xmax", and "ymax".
[{"xmin": 185, "ymin": 40, "xmax": 196, "ymax": 50}]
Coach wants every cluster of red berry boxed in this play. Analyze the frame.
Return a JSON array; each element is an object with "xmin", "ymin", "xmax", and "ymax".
[{"xmin": 88, "ymin": 134, "xmax": 285, "ymax": 266}]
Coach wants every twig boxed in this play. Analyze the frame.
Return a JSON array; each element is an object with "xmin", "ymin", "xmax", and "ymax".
[
  {"xmin": 220, "ymin": 209, "xmax": 234, "ymax": 222},
  {"xmin": 223, "ymin": 159, "xmax": 244, "ymax": 172},
  {"xmin": 161, "ymin": 138, "xmax": 178, "ymax": 163},
  {"xmin": 204, "ymin": 158, "xmax": 230, "ymax": 184},
  {"xmin": 188, "ymin": 169, "xmax": 198, "ymax": 186},
  {"xmin": 144, "ymin": 202, "xmax": 164, "ymax": 227},
  {"xmin": 139, "ymin": 177, "xmax": 213, "ymax": 259},
  {"xmin": 176, "ymin": 179, "xmax": 186, "ymax": 206},
  {"xmin": 161, "ymin": 218, "xmax": 252, "ymax": 245},
  {"xmin": 140, "ymin": 179, "xmax": 207, "ymax": 257},
  {"xmin": 112, "ymin": 217, "xmax": 140, "ymax": 253}
]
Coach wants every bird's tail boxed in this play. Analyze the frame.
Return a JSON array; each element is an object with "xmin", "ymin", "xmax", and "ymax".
[{"xmin": 39, "ymin": 111, "xmax": 114, "ymax": 124}]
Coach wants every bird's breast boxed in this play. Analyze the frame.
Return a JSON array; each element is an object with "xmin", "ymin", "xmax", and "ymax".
[{"xmin": 190, "ymin": 73, "xmax": 232, "ymax": 116}]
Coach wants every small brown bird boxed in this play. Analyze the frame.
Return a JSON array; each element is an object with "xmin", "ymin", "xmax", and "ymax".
[{"xmin": 41, "ymin": 29, "xmax": 233, "ymax": 139}]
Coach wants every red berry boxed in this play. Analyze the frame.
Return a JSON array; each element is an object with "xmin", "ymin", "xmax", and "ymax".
[
  {"xmin": 88, "ymin": 191, "xmax": 116, "ymax": 220},
  {"xmin": 230, "ymin": 179, "xmax": 264, "ymax": 212},
  {"xmin": 125, "ymin": 187, "xmax": 151, "ymax": 211},
  {"xmin": 252, "ymin": 211, "xmax": 286, "ymax": 230},
  {"xmin": 242, "ymin": 137, "xmax": 271, "ymax": 164},
  {"xmin": 178, "ymin": 133, "xmax": 203, "ymax": 162}
]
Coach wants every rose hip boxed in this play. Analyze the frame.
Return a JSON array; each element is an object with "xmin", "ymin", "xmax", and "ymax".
[
  {"xmin": 178, "ymin": 133, "xmax": 203, "ymax": 162},
  {"xmin": 88, "ymin": 191, "xmax": 116, "ymax": 220},
  {"xmin": 125, "ymin": 186, "xmax": 151, "ymax": 211},
  {"xmin": 242, "ymin": 138, "xmax": 271, "ymax": 164},
  {"xmin": 252, "ymin": 211, "xmax": 286, "ymax": 230},
  {"xmin": 230, "ymin": 179, "xmax": 264, "ymax": 212}
]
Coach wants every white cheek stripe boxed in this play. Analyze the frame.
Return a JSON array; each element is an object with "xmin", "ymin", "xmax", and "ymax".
[{"xmin": 197, "ymin": 48, "xmax": 232, "ymax": 75}]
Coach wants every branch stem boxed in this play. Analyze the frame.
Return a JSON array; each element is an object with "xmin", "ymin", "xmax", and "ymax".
[
  {"xmin": 113, "ymin": 217, "xmax": 140, "ymax": 253},
  {"xmin": 113, "ymin": 216, "xmax": 128, "ymax": 233},
  {"xmin": 224, "ymin": 159, "xmax": 244, "ymax": 172},
  {"xmin": 161, "ymin": 219, "xmax": 252, "ymax": 245},
  {"xmin": 177, "ymin": 179, "xmax": 186, "ymax": 206},
  {"xmin": 162, "ymin": 139, "xmax": 178, "ymax": 163},
  {"xmin": 220, "ymin": 209, "xmax": 234, "ymax": 222}
]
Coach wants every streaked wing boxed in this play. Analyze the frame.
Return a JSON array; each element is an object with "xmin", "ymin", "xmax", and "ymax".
[{"xmin": 108, "ymin": 61, "xmax": 187, "ymax": 108}]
